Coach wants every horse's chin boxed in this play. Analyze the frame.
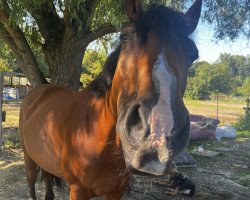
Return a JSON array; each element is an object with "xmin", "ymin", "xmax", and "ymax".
[{"xmin": 126, "ymin": 158, "xmax": 173, "ymax": 176}]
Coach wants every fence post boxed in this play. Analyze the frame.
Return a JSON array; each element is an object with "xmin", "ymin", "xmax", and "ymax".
[
  {"xmin": 244, "ymin": 96, "xmax": 250, "ymax": 115},
  {"xmin": 216, "ymin": 95, "xmax": 219, "ymax": 120},
  {"xmin": 0, "ymin": 72, "xmax": 3, "ymax": 148}
]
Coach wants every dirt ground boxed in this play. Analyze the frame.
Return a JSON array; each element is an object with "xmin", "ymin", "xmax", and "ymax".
[{"xmin": 0, "ymin": 130, "xmax": 249, "ymax": 200}]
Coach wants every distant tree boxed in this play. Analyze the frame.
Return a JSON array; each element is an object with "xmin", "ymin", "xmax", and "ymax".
[
  {"xmin": 218, "ymin": 53, "xmax": 250, "ymax": 80},
  {"xmin": 209, "ymin": 62, "xmax": 233, "ymax": 94},
  {"xmin": 0, "ymin": 58, "xmax": 11, "ymax": 72},
  {"xmin": 0, "ymin": 39, "xmax": 17, "ymax": 70},
  {"xmin": 187, "ymin": 61, "xmax": 209, "ymax": 77},
  {"xmin": 185, "ymin": 61, "xmax": 212, "ymax": 99},
  {"xmin": 238, "ymin": 77, "xmax": 250, "ymax": 97},
  {"xmin": 80, "ymin": 49, "xmax": 106, "ymax": 86},
  {"xmin": 186, "ymin": 59, "xmax": 234, "ymax": 99}
]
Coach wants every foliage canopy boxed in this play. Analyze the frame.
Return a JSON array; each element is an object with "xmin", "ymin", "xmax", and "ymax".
[
  {"xmin": 186, "ymin": 54, "xmax": 250, "ymax": 100},
  {"xmin": 0, "ymin": 0, "xmax": 249, "ymax": 88}
]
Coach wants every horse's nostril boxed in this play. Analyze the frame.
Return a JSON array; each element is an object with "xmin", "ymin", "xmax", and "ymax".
[
  {"xmin": 124, "ymin": 103, "xmax": 149, "ymax": 145},
  {"xmin": 126, "ymin": 104, "xmax": 142, "ymax": 133},
  {"xmin": 140, "ymin": 151, "xmax": 158, "ymax": 166}
]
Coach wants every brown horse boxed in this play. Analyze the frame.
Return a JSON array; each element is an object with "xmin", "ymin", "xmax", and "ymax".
[{"xmin": 19, "ymin": 0, "xmax": 202, "ymax": 199}]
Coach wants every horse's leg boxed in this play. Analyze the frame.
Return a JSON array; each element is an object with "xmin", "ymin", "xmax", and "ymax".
[
  {"xmin": 104, "ymin": 188, "xmax": 128, "ymax": 200},
  {"xmin": 69, "ymin": 184, "xmax": 91, "ymax": 200},
  {"xmin": 104, "ymin": 192, "xmax": 126, "ymax": 200},
  {"xmin": 43, "ymin": 171, "xmax": 55, "ymax": 200},
  {"xmin": 23, "ymin": 151, "xmax": 38, "ymax": 200}
]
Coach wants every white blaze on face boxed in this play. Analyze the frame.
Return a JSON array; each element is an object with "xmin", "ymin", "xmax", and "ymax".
[{"xmin": 148, "ymin": 52, "xmax": 176, "ymax": 147}]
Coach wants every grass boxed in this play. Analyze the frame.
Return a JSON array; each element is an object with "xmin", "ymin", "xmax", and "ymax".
[
  {"xmin": 2, "ymin": 103, "xmax": 20, "ymax": 129},
  {"xmin": 184, "ymin": 98, "xmax": 245, "ymax": 125},
  {"xmin": 236, "ymin": 130, "xmax": 250, "ymax": 137},
  {"xmin": 1, "ymin": 102, "xmax": 21, "ymax": 149}
]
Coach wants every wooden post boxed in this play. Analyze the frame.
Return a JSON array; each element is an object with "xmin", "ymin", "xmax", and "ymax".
[
  {"xmin": 243, "ymin": 96, "xmax": 250, "ymax": 115},
  {"xmin": 0, "ymin": 72, "xmax": 3, "ymax": 147},
  {"xmin": 216, "ymin": 95, "xmax": 219, "ymax": 120}
]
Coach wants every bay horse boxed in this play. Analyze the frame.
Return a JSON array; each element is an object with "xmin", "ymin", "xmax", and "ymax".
[{"xmin": 19, "ymin": 0, "xmax": 202, "ymax": 199}]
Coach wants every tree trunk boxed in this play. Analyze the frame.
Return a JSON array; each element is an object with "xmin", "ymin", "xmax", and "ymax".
[
  {"xmin": 43, "ymin": 38, "xmax": 87, "ymax": 90},
  {"xmin": 17, "ymin": 35, "xmax": 48, "ymax": 86},
  {"xmin": 1, "ymin": 1, "xmax": 117, "ymax": 90},
  {"xmin": 0, "ymin": 10, "xmax": 47, "ymax": 86}
]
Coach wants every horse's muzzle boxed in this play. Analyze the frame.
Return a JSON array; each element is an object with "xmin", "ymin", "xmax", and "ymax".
[{"xmin": 118, "ymin": 101, "xmax": 190, "ymax": 176}]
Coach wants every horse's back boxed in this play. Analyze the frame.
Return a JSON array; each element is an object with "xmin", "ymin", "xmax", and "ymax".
[{"xmin": 19, "ymin": 84, "xmax": 79, "ymax": 176}]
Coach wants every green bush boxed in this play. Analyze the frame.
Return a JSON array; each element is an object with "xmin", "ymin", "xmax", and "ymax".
[{"xmin": 234, "ymin": 114, "xmax": 250, "ymax": 131}]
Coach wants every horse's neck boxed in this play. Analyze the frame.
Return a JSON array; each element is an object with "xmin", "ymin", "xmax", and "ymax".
[
  {"xmin": 74, "ymin": 93, "xmax": 123, "ymax": 162},
  {"xmin": 78, "ymin": 90, "xmax": 118, "ymax": 140}
]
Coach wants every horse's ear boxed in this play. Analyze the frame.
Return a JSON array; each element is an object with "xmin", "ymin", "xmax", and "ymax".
[
  {"xmin": 184, "ymin": 0, "xmax": 202, "ymax": 35},
  {"xmin": 125, "ymin": 0, "xmax": 143, "ymax": 21}
]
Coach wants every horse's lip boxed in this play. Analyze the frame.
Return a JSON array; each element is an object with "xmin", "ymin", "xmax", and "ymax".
[
  {"xmin": 166, "ymin": 116, "xmax": 191, "ymax": 157},
  {"xmin": 127, "ymin": 160, "xmax": 173, "ymax": 176},
  {"xmin": 147, "ymin": 116, "xmax": 190, "ymax": 148},
  {"xmin": 127, "ymin": 155, "xmax": 173, "ymax": 176}
]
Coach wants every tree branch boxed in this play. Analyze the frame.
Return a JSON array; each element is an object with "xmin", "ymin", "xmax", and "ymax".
[
  {"xmin": 63, "ymin": 0, "xmax": 100, "ymax": 37},
  {"xmin": 25, "ymin": 0, "xmax": 65, "ymax": 44},
  {"xmin": 84, "ymin": 0, "xmax": 100, "ymax": 29},
  {"xmin": 0, "ymin": 0, "xmax": 11, "ymax": 14},
  {"xmin": 0, "ymin": 8, "xmax": 48, "ymax": 85},
  {"xmin": 84, "ymin": 23, "xmax": 117, "ymax": 45},
  {"xmin": 0, "ymin": 22, "xmax": 23, "ymax": 62}
]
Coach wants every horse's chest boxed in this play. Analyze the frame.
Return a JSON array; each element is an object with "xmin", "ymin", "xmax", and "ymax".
[
  {"xmin": 68, "ymin": 152, "xmax": 129, "ymax": 196},
  {"xmin": 87, "ymin": 165, "xmax": 130, "ymax": 196}
]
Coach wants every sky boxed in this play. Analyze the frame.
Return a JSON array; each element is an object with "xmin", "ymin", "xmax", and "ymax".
[
  {"xmin": 89, "ymin": 21, "xmax": 250, "ymax": 64},
  {"xmin": 194, "ymin": 22, "xmax": 250, "ymax": 63}
]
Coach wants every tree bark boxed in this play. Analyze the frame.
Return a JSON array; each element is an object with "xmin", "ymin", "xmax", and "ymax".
[
  {"xmin": 43, "ymin": 38, "xmax": 86, "ymax": 90},
  {"xmin": 42, "ymin": 22, "xmax": 116, "ymax": 90}
]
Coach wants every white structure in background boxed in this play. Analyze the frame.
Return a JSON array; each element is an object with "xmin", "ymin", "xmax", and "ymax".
[
  {"xmin": 0, "ymin": 72, "xmax": 29, "ymax": 148},
  {"xmin": 3, "ymin": 87, "xmax": 19, "ymax": 101},
  {"xmin": 215, "ymin": 125, "xmax": 236, "ymax": 141}
]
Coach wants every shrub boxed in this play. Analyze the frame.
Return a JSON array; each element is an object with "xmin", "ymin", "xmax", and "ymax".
[{"xmin": 234, "ymin": 114, "xmax": 250, "ymax": 131}]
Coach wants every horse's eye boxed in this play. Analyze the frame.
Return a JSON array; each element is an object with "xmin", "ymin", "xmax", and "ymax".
[{"xmin": 120, "ymin": 33, "xmax": 130, "ymax": 41}]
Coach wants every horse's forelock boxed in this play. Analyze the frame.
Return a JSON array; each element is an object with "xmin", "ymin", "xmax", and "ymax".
[{"xmin": 135, "ymin": 5, "xmax": 188, "ymax": 43}]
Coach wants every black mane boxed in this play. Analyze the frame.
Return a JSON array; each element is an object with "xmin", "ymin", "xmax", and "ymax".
[
  {"xmin": 86, "ymin": 45, "xmax": 120, "ymax": 98},
  {"xmin": 86, "ymin": 4, "xmax": 188, "ymax": 98}
]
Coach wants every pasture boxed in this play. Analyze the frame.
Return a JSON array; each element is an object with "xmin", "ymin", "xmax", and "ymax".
[
  {"xmin": 184, "ymin": 97, "xmax": 245, "ymax": 125},
  {"xmin": 0, "ymin": 99, "xmax": 249, "ymax": 199}
]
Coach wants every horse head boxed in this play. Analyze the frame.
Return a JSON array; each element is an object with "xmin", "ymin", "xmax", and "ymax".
[{"xmin": 111, "ymin": 0, "xmax": 202, "ymax": 176}]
